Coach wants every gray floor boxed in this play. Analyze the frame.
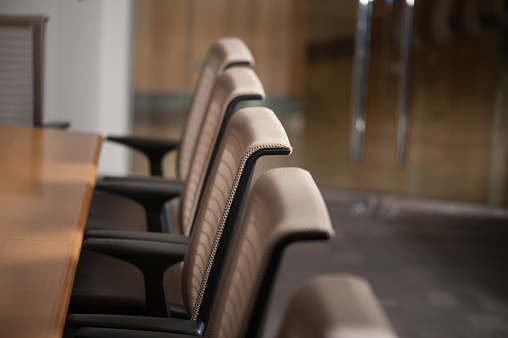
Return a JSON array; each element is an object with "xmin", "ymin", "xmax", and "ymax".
[{"xmin": 263, "ymin": 191, "xmax": 508, "ymax": 338}]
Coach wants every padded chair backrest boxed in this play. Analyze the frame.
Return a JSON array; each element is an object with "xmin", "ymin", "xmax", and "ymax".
[
  {"xmin": 0, "ymin": 15, "xmax": 46, "ymax": 126},
  {"xmin": 182, "ymin": 108, "xmax": 292, "ymax": 324},
  {"xmin": 178, "ymin": 66, "xmax": 264, "ymax": 236},
  {"xmin": 205, "ymin": 168, "xmax": 335, "ymax": 338},
  {"xmin": 277, "ymin": 274, "xmax": 399, "ymax": 338},
  {"xmin": 177, "ymin": 38, "xmax": 254, "ymax": 180}
]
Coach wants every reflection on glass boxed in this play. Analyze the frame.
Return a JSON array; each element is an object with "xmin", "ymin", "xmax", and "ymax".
[
  {"xmin": 350, "ymin": 0, "xmax": 374, "ymax": 163},
  {"xmin": 395, "ymin": 0, "xmax": 415, "ymax": 166}
]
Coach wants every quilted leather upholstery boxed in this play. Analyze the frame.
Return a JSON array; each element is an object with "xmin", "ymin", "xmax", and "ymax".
[
  {"xmin": 178, "ymin": 38, "xmax": 254, "ymax": 180},
  {"xmin": 182, "ymin": 108, "xmax": 292, "ymax": 320},
  {"xmin": 278, "ymin": 274, "xmax": 398, "ymax": 338},
  {"xmin": 178, "ymin": 67, "xmax": 265, "ymax": 236},
  {"xmin": 205, "ymin": 167, "xmax": 334, "ymax": 338}
]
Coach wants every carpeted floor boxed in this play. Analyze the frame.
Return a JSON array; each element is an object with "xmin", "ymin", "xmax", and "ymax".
[{"xmin": 263, "ymin": 191, "xmax": 508, "ymax": 338}]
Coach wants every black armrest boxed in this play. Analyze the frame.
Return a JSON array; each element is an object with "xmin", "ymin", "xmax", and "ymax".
[
  {"xmin": 76, "ymin": 327, "xmax": 196, "ymax": 338},
  {"xmin": 68, "ymin": 314, "xmax": 203, "ymax": 336},
  {"xmin": 94, "ymin": 179, "xmax": 183, "ymax": 232},
  {"xmin": 43, "ymin": 120, "xmax": 71, "ymax": 129},
  {"xmin": 85, "ymin": 230, "xmax": 189, "ymax": 245},
  {"xmin": 83, "ymin": 238, "xmax": 187, "ymax": 317},
  {"xmin": 107, "ymin": 135, "xmax": 179, "ymax": 176},
  {"xmin": 102, "ymin": 176, "xmax": 182, "ymax": 185},
  {"xmin": 83, "ymin": 238, "xmax": 186, "ymax": 273}
]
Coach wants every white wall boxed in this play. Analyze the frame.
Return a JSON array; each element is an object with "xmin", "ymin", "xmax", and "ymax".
[{"xmin": 0, "ymin": 0, "xmax": 133, "ymax": 175}]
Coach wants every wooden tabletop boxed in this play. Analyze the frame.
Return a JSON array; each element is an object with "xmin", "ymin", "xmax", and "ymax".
[{"xmin": 0, "ymin": 125, "xmax": 101, "ymax": 337}]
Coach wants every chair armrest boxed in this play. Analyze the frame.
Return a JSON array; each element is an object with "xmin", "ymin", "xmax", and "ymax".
[
  {"xmin": 83, "ymin": 238, "xmax": 186, "ymax": 272},
  {"xmin": 102, "ymin": 176, "xmax": 181, "ymax": 185},
  {"xmin": 94, "ymin": 179, "xmax": 183, "ymax": 232},
  {"xmin": 82, "ymin": 238, "xmax": 187, "ymax": 317},
  {"xmin": 85, "ymin": 230, "xmax": 189, "ymax": 245},
  {"xmin": 76, "ymin": 327, "xmax": 196, "ymax": 338},
  {"xmin": 68, "ymin": 314, "xmax": 203, "ymax": 336},
  {"xmin": 107, "ymin": 135, "xmax": 179, "ymax": 176},
  {"xmin": 43, "ymin": 120, "xmax": 71, "ymax": 129}
]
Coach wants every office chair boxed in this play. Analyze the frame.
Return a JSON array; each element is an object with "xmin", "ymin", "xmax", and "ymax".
[
  {"xmin": 69, "ymin": 107, "xmax": 292, "ymax": 319},
  {"xmin": 70, "ymin": 167, "xmax": 334, "ymax": 338},
  {"xmin": 0, "ymin": 15, "xmax": 69, "ymax": 128},
  {"xmin": 277, "ymin": 274, "xmax": 399, "ymax": 338},
  {"xmin": 87, "ymin": 66, "xmax": 264, "ymax": 234},
  {"xmin": 104, "ymin": 37, "xmax": 254, "ymax": 178}
]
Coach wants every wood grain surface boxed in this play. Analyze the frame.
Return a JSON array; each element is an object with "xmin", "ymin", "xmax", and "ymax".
[
  {"xmin": 132, "ymin": 0, "xmax": 307, "ymax": 96},
  {"xmin": 0, "ymin": 125, "xmax": 101, "ymax": 338}
]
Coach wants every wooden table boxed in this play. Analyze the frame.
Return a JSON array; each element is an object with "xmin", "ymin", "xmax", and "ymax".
[{"xmin": 0, "ymin": 125, "xmax": 101, "ymax": 337}]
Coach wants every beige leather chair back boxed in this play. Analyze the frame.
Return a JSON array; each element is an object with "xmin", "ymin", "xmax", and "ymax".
[
  {"xmin": 182, "ymin": 108, "xmax": 292, "ymax": 322},
  {"xmin": 205, "ymin": 168, "xmax": 335, "ymax": 338},
  {"xmin": 278, "ymin": 274, "xmax": 399, "ymax": 338},
  {"xmin": 0, "ymin": 15, "xmax": 46, "ymax": 126},
  {"xmin": 178, "ymin": 67, "xmax": 264, "ymax": 236},
  {"xmin": 178, "ymin": 38, "xmax": 254, "ymax": 180}
]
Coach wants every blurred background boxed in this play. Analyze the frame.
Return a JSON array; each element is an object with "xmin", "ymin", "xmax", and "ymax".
[
  {"xmin": 3, "ymin": 1, "xmax": 508, "ymax": 337},
  {"xmin": 3, "ymin": 0, "xmax": 508, "ymax": 205},
  {"xmin": 131, "ymin": 0, "xmax": 508, "ymax": 206}
]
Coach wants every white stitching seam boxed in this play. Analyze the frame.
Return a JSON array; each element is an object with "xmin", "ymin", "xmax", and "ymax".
[{"xmin": 191, "ymin": 143, "xmax": 292, "ymax": 320}]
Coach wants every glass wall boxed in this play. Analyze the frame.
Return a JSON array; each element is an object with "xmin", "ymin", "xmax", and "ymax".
[{"xmin": 129, "ymin": 0, "xmax": 508, "ymax": 206}]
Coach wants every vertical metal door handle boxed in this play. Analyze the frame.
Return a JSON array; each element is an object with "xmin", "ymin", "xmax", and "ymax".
[
  {"xmin": 396, "ymin": 0, "xmax": 416, "ymax": 167},
  {"xmin": 350, "ymin": 0, "xmax": 374, "ymax": 163}
]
